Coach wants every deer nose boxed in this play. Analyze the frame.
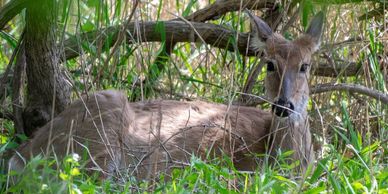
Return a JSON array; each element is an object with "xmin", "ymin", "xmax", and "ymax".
[{"xmin": 272, "ymin": 98, "xmax": 295, "ymax": 117}]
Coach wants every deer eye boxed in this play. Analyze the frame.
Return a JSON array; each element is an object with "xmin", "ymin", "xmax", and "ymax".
[
  {"xmin": 267, "ymin": 61, "xmax": 275, "ymax": 71},
  {"xmin": 300, "ymin": 63, "xmax": 309, "ymax": 72}
]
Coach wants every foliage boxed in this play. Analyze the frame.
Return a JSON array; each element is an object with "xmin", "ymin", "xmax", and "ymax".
[{"xmin": 1, "ymin": 137, "xmax": 387, "ymax": 193}]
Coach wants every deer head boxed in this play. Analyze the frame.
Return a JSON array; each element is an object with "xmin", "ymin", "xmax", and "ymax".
[{"xmin": 247, "ymin": 11, "xmax": 324, "ymax": 118}]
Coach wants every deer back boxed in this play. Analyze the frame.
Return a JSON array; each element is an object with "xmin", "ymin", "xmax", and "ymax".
[{"xmin": 9, "ymin": 91, "xmax": 272, "ymax": 180}]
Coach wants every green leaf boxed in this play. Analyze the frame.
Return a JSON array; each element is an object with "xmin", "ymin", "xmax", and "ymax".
[
  {"xmin": 361, "ymin": 141, "xmax": 380, "ymax": 155},
  {"xmin": 301, "ymin": 0, "xmax": 313, "ymax": 29},
  {"xmin": 309, "ymin": 157, "xmax": 329, "ymax": 183},
  {"xmin": 86, "ymin": 0, "xmax": 99, "ymax": 7},
  {"xmin": 352, "ymin": 181, "xmax": 367, "ymax": 192},
  {"xmin": 81, "ymin": 21, "xmax": 95, "ymax": 32},
  {"xmin": 304, "ymin": 186, "xmax": 326, "ymax": 194},
  {"xmin": 182, "ymin": 0, "xmax": 198, "ymax": 17},
  {"xmin": 0, "ymin": 31, "xmax": 17, "ymax": 48},
  {"xmin": 181, "ymin": 76, "xmax": 222, "ymax": 88},
  {"xmin": 155, "ymin": 21, "xmax": 166, "ymax": 42}
]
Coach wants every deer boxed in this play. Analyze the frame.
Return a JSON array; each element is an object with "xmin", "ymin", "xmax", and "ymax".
[{"xmin": 8, "ymin": 11, "xmax": 324, "ymax": 181}]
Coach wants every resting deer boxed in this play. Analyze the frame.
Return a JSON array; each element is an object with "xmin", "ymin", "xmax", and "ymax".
[{"xmin": 8, "ymin": 11, "xmax": 324, "ymax": 180}]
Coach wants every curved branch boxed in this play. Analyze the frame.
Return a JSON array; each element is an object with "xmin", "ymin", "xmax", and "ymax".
[
  {"xmin": 63, "ymin": 21, "xmax": 359, "ymax": 77},
  {"xmin": 1, "ymin": 0, "xmax": 360, "ymax": 78},
  {"xmin": 311, "ymin": 83, "xmax": 388, "ymax": 104},
  {"xmin": 183, "ymin": 0, "xmax": 275, "ymax": 22},
  {"xmin": 149, "ymin": 0, "xmax": 275, "ymax": 98},
  {"xmin": 64, "ymin": 21, "xmax": 255, "ymax": 60},
  {"xmin": 0, "ymin": 0, "xmax": 27, "ymax": 30},
  {"xmin": 0, "ymin": 0, "xmax": 273, "ymax": 31},
  {"xmin": 238, "ymin": 83, "xmax": 388, "ymax": 106}
]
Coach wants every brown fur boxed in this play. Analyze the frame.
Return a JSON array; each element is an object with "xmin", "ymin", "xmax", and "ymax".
[
  {"xmin": 262, "ymin": 34, "xmax": 321, "ymax": 170},
  {"xmin": 9, "ymin": 12, "xmax": 324, "ymax": 181},
  {"xmin": 9, "ymin": 91, "xmax": 272, "ymax": 180}
]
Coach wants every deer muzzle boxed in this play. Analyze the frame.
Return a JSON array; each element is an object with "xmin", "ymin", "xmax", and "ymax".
[{"xmin": 272, "ymin": 98, "xmax": 295, "ymax": 117}]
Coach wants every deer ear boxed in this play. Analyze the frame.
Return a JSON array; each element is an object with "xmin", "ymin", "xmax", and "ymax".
[
  {"xmin": 246, "ymin": 9, "xmax": 273, "ymax": 43},
  {"xmin": 305, "ymin": 12, "xmax": 325, "ymax": 50}
]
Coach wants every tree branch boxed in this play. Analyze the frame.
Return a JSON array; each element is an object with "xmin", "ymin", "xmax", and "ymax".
[
  {"xmin": 141, "ymin": 0, "xmax": 275, "ymax": 100},
  {"xmin": 313, "ymin": 62, "xmax": 360, "ymax": 77},
  {"xmin": 63, "ymin": 21, "xmax": 359, "ymax": 77},
  {"xmin": 0, "ymin": 0, "xmax": 361, "ymax": 78},
  {"xmin": 0, "ymin": 0, "xmax": 27, "ymax": 30},
  {"xmin": 183, "ymin": 0, "xmax": 275, "ymax": 22},
  {"xmin": 0, "ymin": 0, "xmax": 273, "ymax": 31},
  {"xmin": 237, "ymin": 83, "xmax": 388, "ymax": 106},
  {"xmin": 64, "ymin": 21, "xmax": 255, "ymax": 59},
  {"xmin": 311, "ymin": 83, "xmax": 388, "ymax": 104}
]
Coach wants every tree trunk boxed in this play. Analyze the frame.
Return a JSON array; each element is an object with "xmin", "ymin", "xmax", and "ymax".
[{"xmin": 23, "ymin": 0, "xmax": 71, "ymax": 136}]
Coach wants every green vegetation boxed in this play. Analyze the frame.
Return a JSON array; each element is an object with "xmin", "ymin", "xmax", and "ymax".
[{"xmin": 0, "ymin": 0, "xmax": 387, "ymax": 193}]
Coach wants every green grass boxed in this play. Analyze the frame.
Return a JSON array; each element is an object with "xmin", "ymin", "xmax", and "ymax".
[{"xmin": 2, "ymin": 135, "xmax": 387, "ymax": 193}]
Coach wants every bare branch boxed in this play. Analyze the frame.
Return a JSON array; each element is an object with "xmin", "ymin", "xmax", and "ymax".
[
  {"xmin": 63, "ymin": 21, "xmax": 255, "ymax": 60},
  {"xmin": 183, "ymin": 0, "xmax": 275, "ymax": 22},
  {"xmin": 0, "ymin": 0, "xmax": 361, "ymax": 78},
  {"xmin": 313, "ymin": 62, "xmax": 360, "ymax": 77},
  {"xmin": 64, "ymin": 21, "xmax": 360, "ymax": 77},
  {"xmin": 311, "ymin": 83, "xmax": 388, "ymax": 104},
  {"xmin": 0, "ymin": 0, "xmax": 274, "ymax": 34},
  {"xmin": 146, "ymin": 0, "xmax": 276, "ymax": 98},
  {"xmin": 238, "ymin": 83, "xmax": 388, "ymax": 106}
]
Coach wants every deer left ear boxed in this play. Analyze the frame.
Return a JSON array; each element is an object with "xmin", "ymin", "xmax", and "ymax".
[
  {"xmin": 305, "ymin": 11, "xmax": 325, "ymax": 51},
  {"xmin": 245, "ymin": 9, "xmax": 273, "ymax": 52}
]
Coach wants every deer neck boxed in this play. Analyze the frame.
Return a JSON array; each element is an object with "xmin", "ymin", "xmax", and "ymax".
[{"xmin": 268, "ymin": 94, "xmax": 313, "ymax": 171}]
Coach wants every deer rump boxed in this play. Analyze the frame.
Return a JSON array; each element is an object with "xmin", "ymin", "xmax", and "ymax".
[{"xmin": 9, "ymin": 90, "xmax": 272, "ymax": 180}]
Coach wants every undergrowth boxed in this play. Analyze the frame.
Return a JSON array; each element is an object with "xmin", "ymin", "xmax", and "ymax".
[{"xmin": 1, "ymin": 132, "xmax": 387, "ymax": 193}]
